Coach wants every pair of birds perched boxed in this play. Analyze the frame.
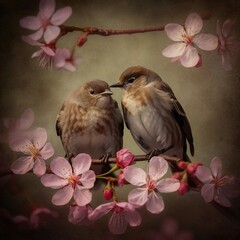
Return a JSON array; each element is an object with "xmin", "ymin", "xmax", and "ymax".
[{"xmin": 56, "ymin": 66, "xmax": 194, "ymax": 172}]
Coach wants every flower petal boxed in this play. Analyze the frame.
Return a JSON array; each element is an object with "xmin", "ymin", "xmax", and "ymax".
[
  {"xmin": 51, "ymin": 7, "xmax": 72, "ymax": 25},
  {"xmin": 17, "ymin": 108, "xmax": 34, "ymax": 130},
  {"xmin": 128, "ymin": 188, "xmax": 148, "ymax": 206},
  {"xmin": 195, "ymin": 166, "xmax": 213, "ymax": 183},
  {"xmin": 164, "ymin": 23, "xmax": 185, "ymax": 41},
  {"xmin": 19, "ymin": 16, "xmax": 41, "ymax": 30},
  {"xmin": 72, "ymin": 153, "xmax": 92, "ymax": 176},
  {"xmin": 146, "ymin": 192, "xmax": 164, "ymax": 214},
  {"xmin": 210, "ymin": 157, "xmax": 222, "ymax": 178},
  {"xmin": 221, "ymin": 50, "xmax": 232, "ymax": 71},
  {"xmin": 193, "ymin": 34, "xmax": 218, "ymax": 51},
  {"xmin": 32, "ymin": 128, "xmax": 47, "ymax": 149},
  {"xmin": 33, "ymin": 158, "xmax": 46, "ymax": 176},
  {"xmin": 201, "ymin": 183, "xmax": 215, "ymax": 203},
  {"xmin": 80, "ymin": 170, "xmax": 96, "ymax": 188},
  {"xmin": 39, "ymin": 0, "xmax": 55, "ymax": 19},
  {"xmin": 180, "ymin": 45, "xmax": 199, "ymax": 67},
  {"xmin": 44, "ymin": 25, "xmax": 60, "ymax": 43},
  {"xmin": 41, "ymin": 46, "xmax": 55, "ymax": 56},
  {"xmin": 41, "ymin": 174, "xmax": 68, "ymax": 189},
  {"xmin": 88, "ymin": 202, "xmax": 114, "ymax": 221},
  {"xmin": 185, "ymin": 13, "xmax": 203, "ymax": 36},
  {"xmin": 109, "ymin": 211, "xmax": 128, "ymax": 235},
  {"xmin": 9, "ymin": 136, "xmax": 32, "ymax": 152},
  {"xmin": 52, "ymin": 185, "xmax": 74, "ymax": 206},
  {"xmin": 74, "ymin": 186, "xmax": 92, "ymax": 206},
  {"xmin": 124, "ymin": 166, "xmax": 147, "ymax": 186},
  {"xmin": 162, "ymin": 42, "xmax": 186, "ymax": 58},
  {"xmin": 40, "ymin": 142, "xmax": 54, "ymax": 160},
  {"xmin": 63, "ymin": 62, "xmax": 77, "ymax": 72},
  {"xmin": 156, "ymin": 178, "xmax": 180, "ymax": 193},
  {"xmin": 50, "ymin": 157, "xmax": 72, "ymax": 178},
  {"xmin": 214, "ymin": 189, "xmax": 231, "ymax": 207},
  {"xmin": 11, "ymin": 156, "xmax": 34, "ymax": 174},
  {"xmin": 222, "ymin": 20, "xmax": 235, "ymax": 38},
  {"xmin": 124, "ymin": 208, "xmax": 142, "ymax": 227},
  {"xmin": 28, "ymin": 29, "xmax": 44, "ymax": 41},
  {"xmin": 148, "ymin": 157, "xmax": 168, "ymax": 180}
]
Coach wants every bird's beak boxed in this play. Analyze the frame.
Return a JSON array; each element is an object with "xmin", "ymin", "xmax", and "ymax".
[
  {"xmin": 101, "ymin": 89, "xmax": 113, "ymax": 96},
  {"xmin": 110, "ymin": 82, "xmax": 123, "ymax": 88}
]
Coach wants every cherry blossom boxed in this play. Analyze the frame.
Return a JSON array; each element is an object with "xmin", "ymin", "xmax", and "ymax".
[
  {"xmin": 68, "ymin": 204, "xmax": 93, "ymax": 225},
  {"xmin": 216, "ymin": 19, "xmax": 240, "ymax": 71},
  {"xmin": 1, "ymin": 108, "xmax": 34, "ymax": 144},
  {"xmin": 88, "ymin": 201, "xmax": 141, "ymax": 235},
  {"xmin": 53, "ymin": 48, "xmax": 79, "ymax": 72},
  {"xmin": 116, "ymin": 148, "xmax": 135, "ymax": 168},
  {"xmin": 22, "ymin": 36, "xmax": 56, "ymax": 69},
  {"xmin": 10, "ymin": 127, "xmax": 54, "ymax": 176},
  {"xmin": 20, "ymin": 0, "xmax": 72, "ymax": 43},
  {"xmin": 162, "ymin": 13, "xmax": 218, "ymax": 67},
  {"xmin": 11, "ymin": 207, "xmax": 58, "ymax": 230},
  {"xmin": 41, "ymin": 153, "xmax": 96, "ymax": 206},
  {"xmin": 124, "ymin": 157, "xmax": 180, "ymax": 214},
  {"xmin": 195, "ymin": 157, "xmax": 240, "ymax": 207}
]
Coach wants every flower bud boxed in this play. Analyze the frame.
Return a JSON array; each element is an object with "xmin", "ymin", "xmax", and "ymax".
[
  {"xmin": 77, "ymin": 32, "xmax": 88, "ymax": 47},
  {"xmin": 116, "ymin": 149, "xmax": 135, "ymax": 168},
  {"xmin": 187, "ymin": 162, "xmax": 203, "ymax": 175},
  {"xmin": 177, "ymin": 181, "xmax": 189, "ymax": 195},
  {"xmin": 171, "ymin": 172, "xmax": 181, "ymax": 180},
  {"xmin": 103, "ymin": 182, "xmax": 114, "ymax": 201},
  {"xmin": 178, "ymin": 161, "xmax": 188, "ymax": 170}
]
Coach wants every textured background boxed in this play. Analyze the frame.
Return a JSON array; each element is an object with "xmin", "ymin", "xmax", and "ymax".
[{"xmin": 0, "ymin": 0, "xmax": 240, "ymax": 239}]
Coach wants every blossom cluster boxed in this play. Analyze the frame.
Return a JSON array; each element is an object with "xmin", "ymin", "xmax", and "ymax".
[
  {"xmin": 20, "ymin": 0, "xmax": 240, "ymax": 71},
  {"xmin": 1, "ymin": 109, "xmax": 239, "ymax": 235}
]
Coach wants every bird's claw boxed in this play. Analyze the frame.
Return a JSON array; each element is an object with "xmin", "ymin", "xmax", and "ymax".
[
  {"xmin": 100, "ymin": 153, "xmax": 111, "ymax": 165},
  {"xmin": 146, "ymin": 145, "xmax": 173, "ymax": 160}
]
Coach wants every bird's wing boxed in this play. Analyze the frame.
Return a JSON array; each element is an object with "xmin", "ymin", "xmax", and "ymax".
[
  {"xmin": 114, "ymin": 100, "xmax": 124, "ymax": 137},
  {"xmin": 156, "ymin": 81, "xmax": 194, "ymax": 156},
  {"xmin": 56, "ymin": 103, "xmax": 65, "ymax": 139}
]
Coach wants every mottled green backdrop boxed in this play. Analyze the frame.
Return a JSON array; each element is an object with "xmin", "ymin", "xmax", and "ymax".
[{"xmin": 0, "ymin": 0, "xmax": 240, "ymax": 239}]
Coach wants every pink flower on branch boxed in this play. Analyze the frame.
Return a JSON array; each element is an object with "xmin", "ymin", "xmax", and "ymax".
[
  {"xmin": 89, "ymin": 201, "xmax": 141, "ymax": 235},
  {"xmin": 41, "ymin": 154, "xmax": 96, "ymax": 206},
  {"xmin": 22, "ymin": 36, "xmax": 56, "ymax": 69},
  {"xmin": 195, "ymin": 157, "xmax": 240, "ymax": 207},
  {"xmin": 54, "ymin": 48, "xmax": 79, "ymax": 72},
  {"xmin": 20, "ymin": 0, "xmax": 72, "ymax": 43},
  {"xmin": 162, "ymin": 13, "xmax": 218, "ymax": 67},
  {"xmin": 1, "ymin": 108, "xmax": 34, "ymax": 144},
  {"xmin": 116, "ymin": 148, "xmax": 135, "ymax": 168},
  {"xmin": 10, "ymin": 127, "xmax": 54, "ymax": 176},
  {"xmin": 68, "ymin": 204, "xmax": 93, "ymax": 225},
  {"xmin": 124, "ymin": 157, "xmax": 180, "ymax": 214},
  {"xmin": 216, "ymin": 19, "xmax": 240, "ymax": 71},
  {"xmin": 12, "ymin": 207, "xmax": 58, "ymax": 230}
]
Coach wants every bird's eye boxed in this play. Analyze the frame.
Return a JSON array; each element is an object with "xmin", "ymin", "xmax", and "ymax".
[
  {"xmin": 127, "ymin": 76, "xmax": 136, "ymax": 84},
  {"xmin": 90, "ymin": 89, "xmax": 95, "ymax": 95}
]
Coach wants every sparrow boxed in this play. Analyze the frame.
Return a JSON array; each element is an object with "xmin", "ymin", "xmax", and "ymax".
[
  {"xmin": 110, "ymin": 66, "xmax": 194, "ymax": 162},
  {"xmin": 56, "ymin": 80, "xmax": 124, "ymax": 169}
]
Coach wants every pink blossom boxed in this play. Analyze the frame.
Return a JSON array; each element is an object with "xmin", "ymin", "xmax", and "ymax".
[
  {"xmin": 10, "ymin": 127, "xmax": 54, "ymax": 176},
  {"xmin": 116, "ymin": 148, "xmax": 135, "ymax": 168},
  {"xmin": 216, "ymin": 19, "xmax": 240, "ymax": 71},
  {"xmin": 22, "ymin": 36, "xmax": 56, "ymax": 69},
  {"xmin": 41, "ymin": 153, "xmax": 96, "ymax": 206},
  {"xmin": 20, "ymin": 0, "xmax": 72, "ymax": 43},
  {"xmin": 195, "ymin": 157, "xmax": 240, "ymax": 207},
  {"xmin": 68, "ymin": 204, "xmax": 93, "ymax": 225},
  {"xmin": 124, "ymin": 157, "xmax": 180, "ymax": 214},
  {"xmin": 1, "ymin": 108, "xmax": 34, "ymax": 144},
  {"xmin": 53, "ymin": 48, "xmax": 79, "ymax": 71},
  {"xmin": 162, "ymin": 13, "xmax": 218, "ymax": 67},
  {"xmin": 11, "ymin": 207, "xmax": 58, "ymax": 230},
  {"xmin": 89, "ymin": 201, "xmax": 141, "ymax": 235}
]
